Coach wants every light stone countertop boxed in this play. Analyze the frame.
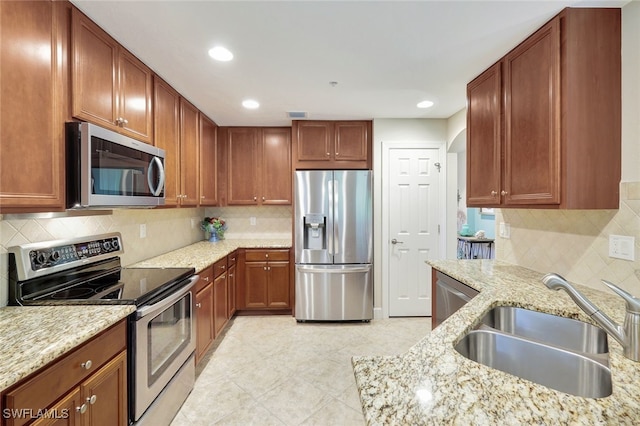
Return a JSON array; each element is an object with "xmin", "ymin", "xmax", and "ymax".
[
  {"xmin": 0, "ymin": 305, "xmax": 135, "ymax": 393},
  {"xmin": 130, "ymin": 238, "xmax": 291, "ymax": 272},
  {"xmin": 352, "ymin": 260, "xmax": 640, "ymax": 425}
]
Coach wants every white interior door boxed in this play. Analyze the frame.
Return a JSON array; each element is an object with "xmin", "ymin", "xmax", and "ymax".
[{"xmin": 386, "ymin": 146, "xmax": 441, "ymax": 316}]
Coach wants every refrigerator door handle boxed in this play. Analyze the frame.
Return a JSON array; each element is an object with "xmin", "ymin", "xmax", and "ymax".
[
  {"xmin": 296, "ymin": 266, "xmax": 371, "ymax": 274},
  {"xmin": 327, "ymin": 179, "xmax": 334, "ymax": 256},
  {"xmin": 333, "ymin": 178, "xmax": 339, "ymax": 255}
]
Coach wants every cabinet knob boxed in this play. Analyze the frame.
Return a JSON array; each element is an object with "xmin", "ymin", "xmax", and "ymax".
[
  {"xmin": 253, "ymin": 196, "xmax": 257, "ymax": 201},
  {"xmin": 196, "ymin": 303, "xmax": 202, "ymax": 308},
  {"xmin": 326, "ymin": 152, "xmax": 330, "ymax": 156},
  {"xmin": 229, "ymin": 274, "xmax": 234, "ymax": 278},
  {"xmin": 491, "ymin": 191, "xmax": 498, "ymax": 196},
  {"xmin": 265, "ymin": 253, "xmax": 269, "ymax": 258},
  {"xmin": 87, "ymin": 395, "xmax": 97, "ymax": 405},
  {"xmin": 203, "ymin": 276, "xmax": 209, "ymax": 282},
  {"xmin": 335, "ymin": 152, "xmax": 339, "ymax": 156},
  {"xmin": 501, "ymin": 190, "xmax": 508, "ymax": 196},
  {"xmin": 263, "ymin": 266, "xmax": 267, "ymax": 270},
  {"xmin": 77, "ymin": 404, "xmax": 87, "ymax": 414},
  {"xmin": 81, "ymin": 360, "xmax": 93, "ymax": 370},
  {"xmin": 262, "ymin": 196, "xmax": 265, "ymax": 201},
  {"xmin": 201, "ymin": 195, "xmax": 205, "ymax": 199},
  {"xmin": 220, "ymin": 265, "xmax": 226, "ymax": 270}
]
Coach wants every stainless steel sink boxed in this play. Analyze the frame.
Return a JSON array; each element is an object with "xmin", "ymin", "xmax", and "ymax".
[
  {"xmin": 478, "ymin": 306, "xmax": 608, "ymax": 354},
  {"xmin": 455, "ymin": 329, "xmax": 612, "ymax": 398}
]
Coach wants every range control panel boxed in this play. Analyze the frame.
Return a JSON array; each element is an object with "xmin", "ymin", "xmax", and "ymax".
[
  {"xmin": 28, "ymin": 235, "xmax": 122, "ymax": 272},
  {"xmin": 8, "ymin": 232, "xmax": 124, "ymax": 282}
]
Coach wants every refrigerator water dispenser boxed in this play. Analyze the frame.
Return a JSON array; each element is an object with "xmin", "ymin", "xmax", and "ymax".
[{"xmin": 303, "ymin": 214, "xmax": 326, "ymax": 250}]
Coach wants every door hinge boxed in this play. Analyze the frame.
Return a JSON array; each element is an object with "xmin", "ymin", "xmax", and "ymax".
[{"xmin": 434, "ymin": 162, "xmax": 441, "ymax": 172}]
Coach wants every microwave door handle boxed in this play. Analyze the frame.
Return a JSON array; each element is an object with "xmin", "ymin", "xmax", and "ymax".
[{"xmin": 147, "ymin": 156, "xmax": 165, "ymax": 196}]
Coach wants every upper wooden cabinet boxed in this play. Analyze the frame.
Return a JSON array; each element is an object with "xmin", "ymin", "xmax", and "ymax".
[
  {"xmin": 467, "ymin": 8, "xmax": 621, "ymax": 209},
  {"xmin": 179, "ymin": 99, "xmax": 200, "ymax": 206},
  {"xmin": 71, "ymin": 8, "xmax": 153, "ymax": 143},
  {"xmin": 199, "ymin": 114, "xmax": 219, "ymax": 206},
  {"xmin": 293, "ymin": 120, "xmax": 372, "ymax": 169},
  {"xmin": 0, "ymin": 1, "xmax": 69, "ymax": 213},
  {"xmin": 153, "ymin": 76, "xmax": 181, "ymax": 206},
  {"xmin": 221, "ymin": 127, "xmax": 292, "ymax": 206}
]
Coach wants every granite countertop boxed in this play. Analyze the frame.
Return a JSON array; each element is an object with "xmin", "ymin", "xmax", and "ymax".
[
  {"xmin": 352, "ymin": 260, "xmax": 640, "ymax": 425},
  {"xmin": 0, "ymin": 305, "xmax": 135, "ymax": 393},
  {"xmin": 130, "ymin": 238, "xmax": 291, "ymax": 272}
]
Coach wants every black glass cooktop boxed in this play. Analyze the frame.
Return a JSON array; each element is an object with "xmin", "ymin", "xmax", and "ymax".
[{"xmin": 12, "ymin": 257, "xmax": 195, "ymax": 306}]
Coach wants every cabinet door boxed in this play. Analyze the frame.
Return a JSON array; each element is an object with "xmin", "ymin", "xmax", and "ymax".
[
  {"xmin": 294, "ymin": 121, "xmax": 332, "ymax": 162},
  {"xmin": 244, "ymin": 262, "xmax": 268, "ymax": 308},
  {"xmin": 466, "ymin": 62, "xmax": 502, "ymax": 207},
  {"xmin": 261, "ymin": 128, "xmax": 291, "ymax": 204},
  {"xmin": 199, "ymin": 114, "xmax": 218, "ymax": 206},
  {"xmin": 71, "ymin": 8, "xmax": 117, "ymax": 128},
  {"xmin": 180, "ymin": 98, "xmax": 200, "ymax": 206},
  {"xmin": 81, "ymin": 351, "xmax": 127, "ymax": 426},
  {"xmin": 504, "ymin": 19, "xmax": 561, "ymax": 206},
  {"xmin": 334, "ymin": 122, "xmax": 369, "ymax": 162},
  {"xmin": 153, "ymin": 77, "xmax": 180, "ymax": 206},
  {"xmin": 117, "ymin": 49, "xmax": 153, "ymax": 143},
  {"xmin": 0, "ymin": 1, "xmax": 66, "ymax": 212},
  {"xmin": 195, "ymin": 282, "xmax": 214, "ymax": 364},
  {"xmin": 31, "ymin": 388, "xmax": 81, "ymax": 426},
  {"xmin": 213, "ymin": 272, "xmax": 228, "ymax": 336},
  {"xmin": 267, "ymin": 261, "xmax": 290, "ymax": 308},
  {"xmin": 227, "ymin": 262, "xmax": 237, "ymax": 318},
  {"xmin": 227, "ymin": 128, "xmax": 259, "ymax": 205}
]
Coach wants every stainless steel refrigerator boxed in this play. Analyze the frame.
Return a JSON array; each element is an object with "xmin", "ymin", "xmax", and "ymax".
[{"xmin": 294, "ymin": 170, "xmax": 373, "ymax": 321}]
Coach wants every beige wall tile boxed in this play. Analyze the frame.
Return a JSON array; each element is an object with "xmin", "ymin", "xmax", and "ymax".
[{"xmin": 496, "ymin": 182, "xmax": 640, "ymax": 296}]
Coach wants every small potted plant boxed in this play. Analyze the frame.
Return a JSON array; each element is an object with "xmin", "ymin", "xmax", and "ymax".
[{"xmin": 201, "ymin": 217, "xmax": 227, "ymax": 242}]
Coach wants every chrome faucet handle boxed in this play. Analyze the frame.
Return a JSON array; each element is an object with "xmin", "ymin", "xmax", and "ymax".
[{"xmin": 601, "ymin": 280, "xmax": 640, "ymax": 314}]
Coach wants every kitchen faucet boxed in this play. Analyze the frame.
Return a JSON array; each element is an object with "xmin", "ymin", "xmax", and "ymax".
[{"xmin": 542, "ymin": 273, "xmax": 640, "ymax": 362}]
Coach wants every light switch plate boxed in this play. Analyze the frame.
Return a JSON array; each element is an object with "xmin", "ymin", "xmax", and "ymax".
[
  {"xmin": 250, "ymin": 217, "xmax": 256, "ymax": 226},
  {"xmin": 609, "ymin": 235, "xmax": 635, "ymax": 261}
]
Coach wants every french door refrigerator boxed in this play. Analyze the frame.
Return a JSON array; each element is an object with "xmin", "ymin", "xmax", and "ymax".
[{"xmin": 294, "ymin": 170, "xmax": 373, "ymax": 321}]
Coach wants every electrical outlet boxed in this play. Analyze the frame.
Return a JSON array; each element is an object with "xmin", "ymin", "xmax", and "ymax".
[
  {"xmin": 191, "ymin": 218, "xmax": 196, "ymax": 229},
  {"xmin": 609, "ymin": 235, "xmax": 635, "ymax": 261},
  {"xmin": 250, "ymin": 217, "xmax": 256, "ymax": 226},
  {"xmin": 140, "ymin": 224, "xmax": 147, "ymax": 239},
  {"xmin": 499, "ymin": 222, "xmax": 510, "ymax": 239}
]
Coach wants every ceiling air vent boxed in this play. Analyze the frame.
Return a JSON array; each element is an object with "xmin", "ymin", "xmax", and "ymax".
[{"xmin": 287, "ymin": 111, "xmax": 307, "ymax": 119}]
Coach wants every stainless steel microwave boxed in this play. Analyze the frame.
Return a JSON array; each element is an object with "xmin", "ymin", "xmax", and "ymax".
[{"xmin": 66, "ymin": 122, "xmax": 165, "ymax": 208}]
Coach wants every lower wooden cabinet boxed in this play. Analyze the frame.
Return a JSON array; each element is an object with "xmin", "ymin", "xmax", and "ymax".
[
  {"xmin": 195, "ymin": 266, "xmax": 214, "ymax": 365},
  {"xmin": 227, "ymin": 251, "xmax": 238, "ymax": 319},
  {"xmin": 237, "ymin": 249, "xmax": 291, "ymax": 311},
  {"xmin": 2, "ymin": 321, "xmax": 127, "ymax": 426},
  {"xmin": 213, "ymin": 268, "xmax": 228, "ymax": 337}
]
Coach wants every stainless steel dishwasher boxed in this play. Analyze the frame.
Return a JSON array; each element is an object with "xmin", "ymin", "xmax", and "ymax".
[{"xmin": 434, "ymin": 271, "xmax": 479, "ymax": 328}]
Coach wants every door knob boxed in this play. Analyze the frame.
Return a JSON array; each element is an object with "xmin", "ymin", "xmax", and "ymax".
[{"xmin": 391, "ymin": 239, "xmax": 404, "ymax": 245}]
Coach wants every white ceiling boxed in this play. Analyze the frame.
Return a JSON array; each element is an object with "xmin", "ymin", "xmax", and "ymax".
[{"xmin": 71, "ymin": 0, "xmax": 629, "ymax": 127}]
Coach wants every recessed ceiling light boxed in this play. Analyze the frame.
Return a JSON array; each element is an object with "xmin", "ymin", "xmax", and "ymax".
[
  {"xmin": 242, "ymin": 99, "xmax": 259, "ymax": 109},
  {"xmin": 417, "ymin": 100, "xmax": 434, "ymax": 109},
  {"xmin": 208, "ymin": 46, "xmax": 233, "ymax": 62}
]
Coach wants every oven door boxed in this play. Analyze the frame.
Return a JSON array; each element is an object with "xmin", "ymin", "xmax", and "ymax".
[{"xmin": 132, "ymin": 275, "xmax": 197, "ymax": 422}]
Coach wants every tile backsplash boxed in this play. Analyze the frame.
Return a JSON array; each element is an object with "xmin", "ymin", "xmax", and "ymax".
[
  {"xmin": 496, "ymin": 182, "xmax": 640, "ymax": 295},
  {"xmin": 0, "ymin": 205, "xmax": 292, "ymax": 307}
]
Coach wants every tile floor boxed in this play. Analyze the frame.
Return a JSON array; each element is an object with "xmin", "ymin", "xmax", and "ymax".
[{"xmin": 171, "ymin": 315, "xmax": 431, "ymax": 426}]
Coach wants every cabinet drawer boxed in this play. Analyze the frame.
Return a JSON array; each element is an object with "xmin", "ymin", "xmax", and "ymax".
[
  {"xmin": 4, "ymin": 320, "xmax": 126, "ymax": 423},
  {"xmin": 245, "ymin": 250, "xmax": 289, "ymax": 262},
  {"xmin": 213, "ymin": 258, "xmax": 227, "ymax": 278},
  {"xmin": 196, "ymin": 266, "xmax": 214, "ymax": 293},
  {"xmin": 227, "ymin": 251, "xmax": 238, "ymax": 267}
]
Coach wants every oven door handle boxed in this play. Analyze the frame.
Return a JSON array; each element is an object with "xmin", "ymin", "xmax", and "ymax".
[{"xmin": 136, "ymin": 275, "xmax": 199, "ymax": 319}]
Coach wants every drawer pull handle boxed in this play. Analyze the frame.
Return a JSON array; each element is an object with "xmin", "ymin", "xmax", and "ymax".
[
  {"xmin": 77, "ymin": 404, "xmax": 87, "ymax": 414},
  {"xmin": 81, "ymin": 360, "xmax": 93, "ymax": 370},
  {"xmin": 87, "ymin": 395, "xmax": 97, "ymax": 405}
]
